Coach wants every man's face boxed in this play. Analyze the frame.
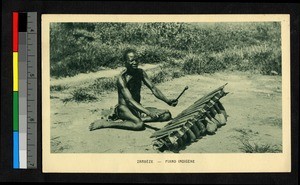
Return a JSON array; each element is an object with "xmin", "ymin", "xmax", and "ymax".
[{"xmin": 126, "ymin": 52, "xmax": 138, "ymax": 70}]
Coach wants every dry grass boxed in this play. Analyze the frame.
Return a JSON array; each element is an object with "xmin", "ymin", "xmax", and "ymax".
[
  {"xmin": 239, "ymin": 139, "xmax": 281, "ymax": 153},
  {"xmin": 50, "ymin": 22, "xmax": 281, "ymax": 77},
  {"xmin": 62, "ymin": 88, "xmax": 98, "ymax": 103},
  {"xmin": 50, "ymin": 85, "xmax": 69, "ymax": 92}
]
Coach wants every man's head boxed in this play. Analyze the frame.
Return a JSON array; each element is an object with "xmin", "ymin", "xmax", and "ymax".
[{"xmin": 123, "ymin": 48, "xmax": 138, "ymax": 70}]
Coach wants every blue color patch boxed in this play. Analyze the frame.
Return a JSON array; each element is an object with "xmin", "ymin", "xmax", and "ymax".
[{"xmin": 13, "ymin": 131, "xmax": 19, "ymax": 168}]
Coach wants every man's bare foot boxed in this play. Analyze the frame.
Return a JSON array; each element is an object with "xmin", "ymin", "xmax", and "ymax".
[{"xmin": 89, "ymin": 120, "xmax": 111, "ymax": 131}]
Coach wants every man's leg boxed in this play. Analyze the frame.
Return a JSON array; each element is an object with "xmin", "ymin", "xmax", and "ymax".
[
  {"xmin": 89, "ymin": 105, "xmax": 144, "ymax": 131},
  {"xmin": 142, "ymin": 107, "xmax": 172, "ymax": 123}
]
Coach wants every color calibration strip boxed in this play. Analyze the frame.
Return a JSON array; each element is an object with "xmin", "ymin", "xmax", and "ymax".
[{"xmin": 13, "ymin": 12, "xmax": 37, "ymax": 169}]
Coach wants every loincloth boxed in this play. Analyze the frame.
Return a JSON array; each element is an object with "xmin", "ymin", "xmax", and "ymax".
[{"xmin": 108, "ymin": 105, "xmax": 167, "ymax": 121}]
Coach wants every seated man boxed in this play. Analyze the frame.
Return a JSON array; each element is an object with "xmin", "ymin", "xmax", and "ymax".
[{"xmin": 89, "ymin": 48, "xmax": 178, "ymax": 131}]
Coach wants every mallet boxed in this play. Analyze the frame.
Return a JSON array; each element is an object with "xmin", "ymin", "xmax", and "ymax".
[
  {"xmin": 176, "ymin": 86, "xmax": 189, "ymax": 101},
  {"xmin": 152, "ymin": 86, "xmax": 189, "ymax": 119}
]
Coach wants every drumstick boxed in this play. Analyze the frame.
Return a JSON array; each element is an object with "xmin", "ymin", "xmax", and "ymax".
[{"xmin": 176, "ymin": 86, "xmax": 189, "ymax": 101}]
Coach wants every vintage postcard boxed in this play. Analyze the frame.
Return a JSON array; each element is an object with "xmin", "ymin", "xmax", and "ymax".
[{"xmin": 42, "ymin": 14, "xmax": 291, "ymax": 173}]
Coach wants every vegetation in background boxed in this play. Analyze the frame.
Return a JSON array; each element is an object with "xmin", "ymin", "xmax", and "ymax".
[
  {"xmin": 239, "ymin": 139, "xmax": 281, "ymax": 153},
  {"xmin": 50, "ymin": 85, "xmax": 69, "ymax": 92},
  {"xmin": 50, "ymin": 22, "xmax": 281, "ymax": 103},
  {"xmin": 62, "ymin": 88, "xmax": 98, "ymax": 103},
  {"xmin": 89, "ymin": 77, "xmax": 117, "ymax": 95},
  {"xmin": 234, "ymin": 128, "xmax": 282, "ymax": 153},
  {"xmin": 50, "ymin": 22, "xmax": 281, "ymax": 78}
]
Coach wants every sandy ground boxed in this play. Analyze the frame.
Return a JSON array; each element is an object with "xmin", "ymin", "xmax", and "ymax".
[{"xmin": 50, "ymin": 70, "xmax": 282, "ymax": 153}]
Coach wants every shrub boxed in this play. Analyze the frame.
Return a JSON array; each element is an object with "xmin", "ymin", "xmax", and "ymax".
[
  {"xmin": 150, "ymin": 70, "xmax": 169, "ymax": 84},
  {"xmin": 50, "ymin": 22, "xmax": 281, "ymax": 77},
  {"xmin": 181, "ymin": 44, "xmax": 282, "ymax": 75},
  {"xmin": 239, "ymin": 139, "xmax": 281, "ymax": 153},
  {"xmin": 182, "ymin": 54, "xmax": 209, "ymax": 74},
  {"xmin": 89, "ymin": 77, "xmax": 117, "ymax": 94},
  {"xmin": 50, "ymin": 85, "xmax": 69, "ymax": 92},
  {"xmin": 62, "ymin": 88, "xmax": 97, "ymax": 103}
]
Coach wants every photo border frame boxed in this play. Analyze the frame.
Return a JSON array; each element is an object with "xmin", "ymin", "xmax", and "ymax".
[{"xmin": 1, "ymin": 0, "xmax": 298, "ymax": 183}]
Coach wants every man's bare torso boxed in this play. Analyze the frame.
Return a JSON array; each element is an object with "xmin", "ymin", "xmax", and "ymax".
[{"xmin": 118, "ymin": 68, "xmax": 143, "ymax": 106}]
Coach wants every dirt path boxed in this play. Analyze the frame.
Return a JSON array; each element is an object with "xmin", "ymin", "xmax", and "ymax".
[
  {"xmin": 50, "ymin": 71, "xmax": 282, "ymax": 153},
  {"xmin": 51, "ymin": 64, "xmax": 158, "ymax": 87}
]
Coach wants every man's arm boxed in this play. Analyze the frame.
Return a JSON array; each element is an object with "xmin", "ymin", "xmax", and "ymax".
[
  {"xmin": 142, "ymin": 70, "xmax": 177, "ymax": 106},
  {"xmin": 117, "ymin": 76, "xmax": 154, "ymax": 116}
]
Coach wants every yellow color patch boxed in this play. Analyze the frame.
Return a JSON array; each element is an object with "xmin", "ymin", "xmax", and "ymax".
[{"xmin": 13, "ymin": 52, "xmax": 18, "ymax": 91}]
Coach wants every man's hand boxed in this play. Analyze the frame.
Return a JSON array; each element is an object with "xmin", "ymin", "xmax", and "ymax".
[{"xmin": 167, "ymin": 99, "xmax": 178, "ymax": 107}]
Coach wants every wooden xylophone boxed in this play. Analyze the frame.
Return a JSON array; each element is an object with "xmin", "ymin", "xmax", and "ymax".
[{"xmin": 151, "ymin": 83, "xmax": 229, "ymax": 152}]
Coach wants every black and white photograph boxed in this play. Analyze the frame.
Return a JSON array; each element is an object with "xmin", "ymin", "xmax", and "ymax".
[
  {"xmin": 0, "ymin": 0, "xmax": 298, "ymax": 182},
  {"xmin": 42, "ymin": 14, "xmax": 291, "ymax": 172}
]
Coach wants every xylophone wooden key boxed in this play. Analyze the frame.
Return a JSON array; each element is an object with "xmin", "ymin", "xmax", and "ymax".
[{"xmin": 151, "ymin": 84, "xmax": 229, "ymax": 152}]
